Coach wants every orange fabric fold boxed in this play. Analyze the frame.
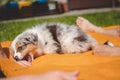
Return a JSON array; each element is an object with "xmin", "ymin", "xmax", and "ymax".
[{"xmin": 0, "ymin": 26, "xmax": 120, "ymax": 80}]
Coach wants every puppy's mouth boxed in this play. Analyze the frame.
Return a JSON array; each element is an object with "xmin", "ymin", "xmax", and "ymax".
[{"xmin": 22, "ymin": 54, "xmax": 33, "ymax": 62}]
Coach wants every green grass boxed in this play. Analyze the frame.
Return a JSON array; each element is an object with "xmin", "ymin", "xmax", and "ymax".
[{"xmin": 0, "ymin": 10, "xmax": 120, "ymax": 42}]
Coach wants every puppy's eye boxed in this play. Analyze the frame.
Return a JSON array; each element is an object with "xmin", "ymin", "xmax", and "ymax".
[{"xmin": 17, "ymin": 46, "xmax": 26, "ymax": 51}]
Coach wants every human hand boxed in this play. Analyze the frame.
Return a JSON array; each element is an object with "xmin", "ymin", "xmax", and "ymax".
[
  {"xmin": 37, "ymin": 70, "xmax": 79, "ymax": 80},
  {"xmin": 15, "ymin": 70, "xmax": 79, "ymax": 80}
]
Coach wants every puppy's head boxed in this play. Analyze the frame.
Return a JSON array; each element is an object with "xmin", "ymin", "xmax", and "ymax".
[{"xmin": 10, "ymin": 32, "xmax": 39, "ymax": 62}]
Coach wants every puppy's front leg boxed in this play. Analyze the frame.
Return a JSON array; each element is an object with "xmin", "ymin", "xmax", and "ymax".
[{"xmin": 15, "ymin": 60, "xmax": 31, "ymax": 67}]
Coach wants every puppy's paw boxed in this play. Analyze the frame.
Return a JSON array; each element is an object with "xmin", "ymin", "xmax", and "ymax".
[{"xmin": 16, "ymin": 60, "xmax": 31, "ymax": 67}]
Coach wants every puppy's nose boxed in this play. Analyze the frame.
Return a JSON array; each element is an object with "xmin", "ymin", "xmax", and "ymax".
[{"xmin": 14, "ymin": 56, "xmax": 19, "ymax": 61}]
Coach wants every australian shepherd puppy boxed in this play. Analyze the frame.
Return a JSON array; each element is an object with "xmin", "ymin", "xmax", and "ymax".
[{"xmin": 10, "ymin": 23, "xmax": 97, "ymax": 63}]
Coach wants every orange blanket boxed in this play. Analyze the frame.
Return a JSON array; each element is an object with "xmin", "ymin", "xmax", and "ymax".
[{"xmin": 0, "ymin": 26, "xmax": 120, "ymax": 80}]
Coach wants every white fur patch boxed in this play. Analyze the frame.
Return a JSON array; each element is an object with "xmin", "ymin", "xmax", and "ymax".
[{"xmin": 14, "ymin": 52, "xmax": 22, "ymax": 59}]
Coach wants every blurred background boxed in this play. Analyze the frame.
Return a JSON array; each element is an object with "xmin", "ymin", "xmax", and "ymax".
[
  {"xmin": 0, "ymin": 0, "xmax": 120, "ymax": 21},
  {"xmin": 0, "ymin": 0, "xmax": 120, "ymax": 42}
]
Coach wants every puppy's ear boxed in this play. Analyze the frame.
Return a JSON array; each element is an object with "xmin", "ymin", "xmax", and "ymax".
[{"xmin": 24, "ymin": 33, "xmax": 38, "ymax": 45}]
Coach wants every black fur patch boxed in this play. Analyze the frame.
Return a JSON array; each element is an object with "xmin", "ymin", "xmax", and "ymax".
[
  {"xmin": 46, "ymin": 25, "xmax": 60, "ymax": 43},
  {"xmin": 74, "ymin": 35, "xmax": 87, "ymax": 42},
  {"xmin": 46, "ymin": 25, "xmax": 62, "ymax": 53},
  {"xmin": 53, "ymin": 43, "xmax": 61, "ymax": 53}
]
